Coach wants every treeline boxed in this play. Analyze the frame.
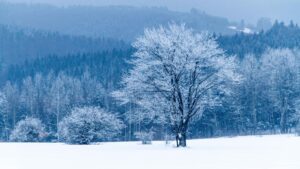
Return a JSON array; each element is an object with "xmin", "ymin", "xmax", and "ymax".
[
  {"xmin": 190, "ymin": 49, "xmax": 300, "ymax": 137},
  {"xmin": 3, "ymin": 50, "xmax": 133, "ymax": 89},
  {"xmin": 0, "ymin": 71, "xmax": 116, "ymax": 140},
  {"xmin": 193, "ymin": 22, "xmax": 300, "ymax": 137},
  {"xmin": 218, "ymin": 21, "xmax": 300, "ymax": 57},
  {"xmin": 0, "ymin": 50, "xmax": 132, "ymax": 141},
  {"xmin": 0, "ymin": 25, "xmax": 129, "ymax": 65},
  {"xmin": 2, "ymin": 51, "xmax": 299, "ymax": 141}
]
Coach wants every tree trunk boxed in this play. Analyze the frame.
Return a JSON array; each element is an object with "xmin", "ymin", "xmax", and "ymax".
[
  {"xmin": 176, "ymin": 132, "xmax": 187, "ymax": 147},
  {"xmin": 280, "ymin": 97, "xmax": 288, "ymax": 133}
]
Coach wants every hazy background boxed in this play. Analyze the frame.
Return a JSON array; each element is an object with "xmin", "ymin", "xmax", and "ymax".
[{"xmin": 2, "ymin": 0, "xmax": 300, "ymax": 24}]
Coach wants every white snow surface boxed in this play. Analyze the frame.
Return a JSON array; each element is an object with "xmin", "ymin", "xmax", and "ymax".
[{"xmin": 2, "ymin": 134, "xmax": 300, "ymax": 169}]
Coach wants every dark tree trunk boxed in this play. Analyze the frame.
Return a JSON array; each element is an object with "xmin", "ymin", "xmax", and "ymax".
[
  {"xmin": 174, "ymin": 119, "xmax": 189, "ymax": 147},
  {"xmin": 176, "ymin": 132, "xmax": 187, "ymax": 147}
]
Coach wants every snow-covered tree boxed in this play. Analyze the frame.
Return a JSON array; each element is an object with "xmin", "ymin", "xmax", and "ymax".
[
  {"xmin": 0, "ymin": 92, "xmax": 9, "ymax": 140},
  {"xmin": 20, "ymin": 76, "xmax": 36, "ymax": 116},
  {"xmin": 80, "ymin": 70, "xmax": 106, "ymax": 107},
  {"xmin": 239, "ymin": 54, "xmax": 262, "ymax": 134},
  {"xmin": 59, "ymin": 107, "xmax": 124, "ymax": 144},
  {"xmin": 19, "ymin": 74, "xmax": 47, "ymax": 118},
  {"xmin": 114, "ymin": 24, "xmax": 239, "ymax": 147},
  {"xmin": 261, "ymin": 49, "xmax": 300, "ymax": 133},
  {"xmin": 47, "ymin": 73, "xmax": 70, "ymax": 140},
  {"xmin": 65, "ymin": 76, "xmax": 84, "ymax": 107},
  {"xmin": 2, "ymin": 82, "xmax": 19, "ymax": 130},
  {"xmin": 10, "ymin": 117, "xmax": 47, "ymax": 142}
]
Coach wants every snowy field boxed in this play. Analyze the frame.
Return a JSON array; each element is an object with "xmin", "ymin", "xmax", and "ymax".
[{"xmin": 2, "ymin": 135, "xmax": 300, "ymax": 169}]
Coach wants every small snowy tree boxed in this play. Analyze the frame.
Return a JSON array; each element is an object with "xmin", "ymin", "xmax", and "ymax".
[
  {"xmin": 114, "ymin": 24, "xmax": 239, "ymax": 147},
  {"xmin": 10, "ymin": 117, "xmax": 47, "ymax": 142},
  {"xmin": 134, "ymin": 131, "xmax": 154, "ymax": 144},
  {"xmin": 0, "ymin": 92, "xmax": 9, "ymax": 140},
  {"xmin": 59, "ymin": 107, "xmax": 124, "ymax": 144}
]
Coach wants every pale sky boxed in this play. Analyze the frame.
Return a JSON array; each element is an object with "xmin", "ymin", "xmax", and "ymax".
[{"xmin": 2, "ymin": 0, "xmax": 300, "ymax": 24}]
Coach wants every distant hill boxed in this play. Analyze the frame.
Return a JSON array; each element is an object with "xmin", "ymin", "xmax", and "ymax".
[{"xmin": 0, "ymin": 2, "xmax": 237, "ymax": 41}]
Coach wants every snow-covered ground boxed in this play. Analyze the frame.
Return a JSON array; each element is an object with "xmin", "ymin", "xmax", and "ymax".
[{"xmin": 2, "ymin": 135, "xmax": 300, "ymax": 169}]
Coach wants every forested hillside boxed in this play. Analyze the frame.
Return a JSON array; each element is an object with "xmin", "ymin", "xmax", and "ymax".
[
  {"xmin": 0, "ymin": 25, "xmax": 129, "ymax": 65},
  {"xmin": 4, "ymin": 50, "xmax": 133, "ymax": 89},
  {"xmin": 0, "ymin": 2, "xmax": 236, "ymax": 41},
  {"xmin": 218, "ymin": 21, "xmax": 300, "ymax": 57}
]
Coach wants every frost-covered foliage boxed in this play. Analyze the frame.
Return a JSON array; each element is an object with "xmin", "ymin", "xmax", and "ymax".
[
  {"xmin": 134, "ymin": 131, "xmax": 154, "ymax": 144},
  {"xmin": 59, "ymin": 107, "xmax": 124, "ymax": 144},
  {"xmin": 0, "ymin": 92, "xmax": 9, "ymax": 140},
  {"xmin": 237, "ymin": 54, "xmax": 263, "ymax": 134},
  {"xmin": 9, "ymin": 117, "xmax": 47, "ymax": 142},
  {"xmin": 114, "ymin": 23, "xmax": 239, "ymax": 147},
  {"xmin": 222, "ymin": 48, "xmax": 300, "ymax": 135},
  {"xmin": 260, "ymin": 49, "xmax": 300, "ymax": 133},
  {"xmin": 1, "ymin": 71, "xmax": 107, "ymax": 137}
]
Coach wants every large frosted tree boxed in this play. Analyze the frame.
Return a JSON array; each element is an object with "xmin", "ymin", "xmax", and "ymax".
[{"xmin": 114, "ymin": 24, "xmax": 239, "ymax": 147}]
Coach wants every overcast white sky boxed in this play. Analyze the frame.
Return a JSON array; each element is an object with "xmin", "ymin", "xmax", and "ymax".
[{"xmin": 2, "ymin": 0, "xmax": 300, "ymax": 24}]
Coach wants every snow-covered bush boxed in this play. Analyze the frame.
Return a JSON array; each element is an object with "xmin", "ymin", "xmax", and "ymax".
[
  {"xmin": 10, "ymin": 117, "xmax": 47, "ymax": 142},
  {"xmin": 59, "ymin": 107, "xmax": 124, "ymax": 144},
  {"xmin": 134, "ymin": 131, "xmax": 154, "ymax": 144}
]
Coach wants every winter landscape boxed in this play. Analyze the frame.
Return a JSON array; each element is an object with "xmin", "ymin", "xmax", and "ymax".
[{"xmin": 0, "ymin": 0, "xmax": 300, "ymax": 168}]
